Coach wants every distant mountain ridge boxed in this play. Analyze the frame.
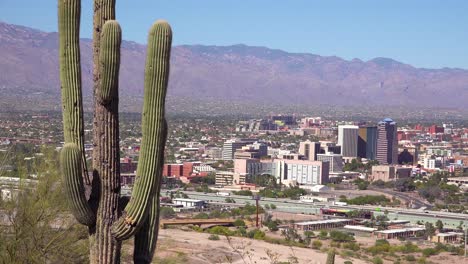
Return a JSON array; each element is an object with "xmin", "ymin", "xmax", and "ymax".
[{"xmin": 1, "ymin": 21, "xmax": 467, "ymax": 108}]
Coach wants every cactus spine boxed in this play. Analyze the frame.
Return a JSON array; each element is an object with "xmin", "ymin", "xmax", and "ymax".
[
  {"xmin": 326, "ymin": 250, "xmax": 336, "ymax": 264},
  {"xmin": 58, "ymin": 0, "xmax": 171, "ymax": 263}
]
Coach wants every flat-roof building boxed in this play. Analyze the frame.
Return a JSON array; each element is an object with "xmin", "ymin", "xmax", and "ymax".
[
  {"xmin": 294, "ymin": 219, "xmax": 354, "ymax": 231},
  {"xmin": 429, "ymin": 232, "xmax": 463, "ymax": 244},
  {"xmin": 369, "ymin": 165, "xmax": 412, "ymax": 182},
  {"xmin": 173, "ymin": 198, "xmax": 206, "ymax": 209},
  {"xmin": 375, "ymin": 227, "xmax": 425, "ymax": 239}
]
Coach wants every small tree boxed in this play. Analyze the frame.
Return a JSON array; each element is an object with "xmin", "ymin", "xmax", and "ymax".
[
  {"xmin": 233, "ymin": 219, "xmax": 246, "ymax": 227},
  {"xmin": 319, "ymin": 230, "xmax": 328, "ymax": 239},
  {"xmin": 0, "ymin": 147, "xmax": 88, "ymax": 262},
  {"xmin": 424, "ymin": 222, "xmax": 436, "ymax": 238}
]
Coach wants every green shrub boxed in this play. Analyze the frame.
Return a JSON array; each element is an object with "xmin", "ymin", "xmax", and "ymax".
[
  {"xmin": 343, "ymin": 242, "xmax": 360, "ymax": 251},
  {"xmin": 191, "ymin": 226, "xmax": 203, "ymax": 232},
  {"xmin": 405, "ymin": 255, "xmax": 416, "ymax": 262},
  {"xmin": 160, "ymin": 207, "xmax": 176, "ymax": 219},
  {"xmin": 367, "ymin": 239, "xmax": 390, "ymax": 255},
  {"xmin": 372, "ymin": 256, "xmax": 383, "ymax": 264},
  {"xmin": 247, "ymin": 229, "xmax": 265, "ymax": 240},
  {"xmin": 233, "ymin": 219, "xmax": 246, "ymax": 227},
  {"xmin": 330, "ymin": 241, "xmax": 341, "ymax": 248},
  {"xmin": 193, "ymin": 212, "xmax": 209, "ymax": 219},
  {"xmin": 329, "ymin": 230, "xmax": 354, "ymax": 242},
  {"xmin": 340, "ymin": 250, "xmax": 355, "ymax": 257},
  {"xmin": 400, "ymin": 242, "xmax": 419, "ymax": 253},
  {"xmin": 319, "ymin": 230, "xmax": 328, "ymax": 239},
  {"xmin": 208, "ymin": 234, "xmax": 220, "ymax": 240},
  {"xmin": 344, "ymin": 261, "xmax": 353, "ymax": 264},
  {"xmin": 417, "ymin": 257, "xmax": 427, "ymax": 264},
  {"xmin": 237, "ymin": 226, "xmax": 247, "ymax": 237},
  {"xmin": 421, "ymin": 248, "xmax": 437, "ymax": 257},
  {"xmin": 312, "ymin": 240, "xmax": 322, "ymax": 249},
  {"xmin": 253, "ymin": 229, "xmax": 266, "ymax": 240},
  {"xmin": 208, "ymin": 226, "xmax": 235, "ymax": 236}
]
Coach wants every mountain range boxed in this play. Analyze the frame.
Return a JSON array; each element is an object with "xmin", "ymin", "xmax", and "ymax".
[{"xmin": 1, "ymin": 21, "xmax": 467, "ymax": 111}]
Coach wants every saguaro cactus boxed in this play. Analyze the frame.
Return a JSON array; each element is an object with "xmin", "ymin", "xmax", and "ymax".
[
  {"xmin": 326, "ymin": 250, "xmax": 336, "ymax": 264},
  {"xmin": 58, "ymin": 0, "xmax": 171, "ymax": 263}
]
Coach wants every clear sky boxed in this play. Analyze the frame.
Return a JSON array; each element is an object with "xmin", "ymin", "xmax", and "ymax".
[{"xmin": 1, "ymin": 0, "xmax": 467, "ymax": 69}]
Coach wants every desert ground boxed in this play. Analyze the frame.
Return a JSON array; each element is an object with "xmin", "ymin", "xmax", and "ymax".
[{"xmin": 150, "ymin": 228, "xmax": 367, "ymax": 264}]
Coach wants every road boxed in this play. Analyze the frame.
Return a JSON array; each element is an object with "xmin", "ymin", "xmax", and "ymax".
[
  {"xmin": 177, "ymin": 191, "xmax": 468, "ymax": 228},
  {"xmin": 368, "ymin": 186, "xmax": 433, "ymax": 209}
]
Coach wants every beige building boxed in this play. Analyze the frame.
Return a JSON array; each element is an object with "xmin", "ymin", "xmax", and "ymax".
[
  {"xmin": 215, "ymin": 171, "xmax": 234, "ymax": 186},
  {"xmin": 429, "ymin": 232, "xmax": 463, "ymax": 244},
  {"xmin": 369, "ymin": 165, "xmax": 412, "ymax": 181},
  {"xmin": 298, "ymin": 140, "xmax": 320, "ymax": 161}
]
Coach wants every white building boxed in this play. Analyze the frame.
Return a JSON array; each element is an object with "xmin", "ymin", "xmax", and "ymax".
[{"xmin": 173, "ymin": 198, "xmax": 206, "ymax": 208}]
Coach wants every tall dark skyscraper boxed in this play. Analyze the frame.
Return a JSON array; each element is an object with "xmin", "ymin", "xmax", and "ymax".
[
  {"xmin": 376, "ymin": 118, "xmax": 398, "ymax": 165},
  {"xmin": 358, "ymin": 126, "xmax": 377, "ymax": 160}
]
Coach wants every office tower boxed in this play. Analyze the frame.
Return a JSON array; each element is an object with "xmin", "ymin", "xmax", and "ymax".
[
  {"xmin": 222, "ymin": 138, "xmax": 258, "ymax": 160},
  {"xmin": 376, "ymin": 118, "xmax": 398, "ymax": 165},
  {"xmin": 234, "ymin": 141, "xmax": 268, "ymax": 159},
  {"xmin": 358, "ymin": 126, "xmax": 377, "ymax": 160},
  {"xmin": 299, "ymin": 140, "xmax": 321, "ymax": 161},
  {"xmin": 317, "ymin": 152, "xmax": 344, "ymax": 172},
  {"xmin": 338, "ymin": 125, "xmax": 359, "ymax": 158}
]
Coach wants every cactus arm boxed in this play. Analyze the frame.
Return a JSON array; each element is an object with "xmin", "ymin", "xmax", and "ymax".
[
  {"xmin": 97, "ymin": 20, "xmax": 121, "ymax": 104},
  {"xmin": 58, "ymin": 0, "xmax": 90, "ymax": 185},
  {"xmin": 133, "ymin": 121, "xmax": 167, "ymax": 263},
  {"xmin": 132, "ymin": 192, "xmax": 161, "ymax": 263},
  {"xmin": 112, "ymin": 21, "xmax": 172, "ymax": 241},
  {"xmin": 60, "ymin": 143, "xmax": 95, "ymax": 226}
]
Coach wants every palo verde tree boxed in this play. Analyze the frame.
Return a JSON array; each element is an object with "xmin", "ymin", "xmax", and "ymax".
[{"xmin": 58, "ymin": 0, "xmax": 171, "ymax": 263}]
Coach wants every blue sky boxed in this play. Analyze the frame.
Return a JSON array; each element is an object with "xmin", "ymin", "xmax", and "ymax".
[{"xmin": 1, "ymin": 0, "xmax": 467, "ymax": 69}]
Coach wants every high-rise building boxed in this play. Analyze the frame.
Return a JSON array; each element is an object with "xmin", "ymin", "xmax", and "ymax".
[
  {"xmin": 222, "ymin": 138, "xmax": 258, "ymax": 160},
  {"xmin": 234, "ymin": 141, "xmax": 268, "ymax": 159},
  {"xmin": 338, "ymin": 125, "xmax": 359, "ymax": 158},
  {"xmin": 376, "ymin": 118, "xmax": 398, "ymax": 165},
  {"xmin": 358, "ymin": 126, "xmax": 377, "ymax": 160},
  {"xmin": 317, "ymin": 152, "xmax": 344, "ymax": 172},
  {"xmin": 299, "ymin": 140, "xmax": 321, "ymax": 161}
]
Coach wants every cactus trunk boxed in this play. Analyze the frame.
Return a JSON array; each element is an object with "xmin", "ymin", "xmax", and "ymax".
[{"xmin": 90, "ymin": 17, "xmax": 122, "ymax": 263}]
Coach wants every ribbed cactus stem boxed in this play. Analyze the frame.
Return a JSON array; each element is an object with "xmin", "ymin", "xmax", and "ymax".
[
  {"xmin": 134, "ymin": 121, "xmax": 167, "ymax": 263},
  {"xmin": 58, "ymin": 0, "xmax": 90, "ymax": 185},
  {"xmin": 60, "ymin": 143, "xmax": 95, "ymax": 226},
  {"xmin": 97, "ymin": 20, "xmax": 121, "ymax": 104},
  {"xmin": 112, "ymin": 20, "xmax": 172, "ymax": 241},
  {"xmin": 326, "ymin": 250, "xmax": 335, "ymax": 264}
]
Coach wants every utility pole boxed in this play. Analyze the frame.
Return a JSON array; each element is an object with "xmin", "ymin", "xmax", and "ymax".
[
  {"xmin": 465, "ymin": 220, "xmax": 467, "ymax": 258},
  {"xmin": 253, "ymin": 195, "xmax": 261, "ymax": 228}
]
